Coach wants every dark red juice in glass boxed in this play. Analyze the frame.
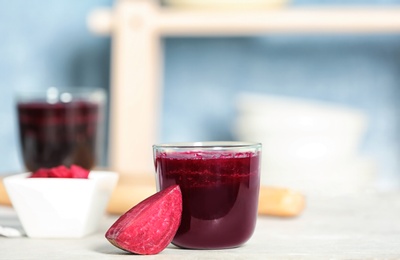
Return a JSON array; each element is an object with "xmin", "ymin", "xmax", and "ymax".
[
  {"xmin": 17, "ymin": 101, "xmax": 100, "ymax": 171},
  {"xmin": 154, "ymin": 142, "xmax": 261, "ymax": 249}
]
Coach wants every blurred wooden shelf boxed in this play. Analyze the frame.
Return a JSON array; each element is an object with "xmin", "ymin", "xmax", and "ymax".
[
  {"xmin": 157, "ymin": 7, "xmax": 400, "ymax": 35},
  {"xmin": 90, "ymin": 3, "xmax": 400, "ymax": 35},
  {"xmin": 88, "ymin": 1, "xmax": 400, "ymax": 177}
]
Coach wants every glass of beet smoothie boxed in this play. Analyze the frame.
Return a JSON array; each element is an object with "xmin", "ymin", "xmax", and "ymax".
[
  {"xmin": 16, "ymin": 87, "xmax": 106, "ymax": 172},
  {"xmin": 153, "ymin": 141, "xmax": 261, "ymax": 249}
]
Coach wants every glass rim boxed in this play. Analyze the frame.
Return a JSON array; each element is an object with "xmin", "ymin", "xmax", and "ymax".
[
  {"xmin": 16, "ymin": 87, "xmax": 105, "ymax": 96},
  {"xmin": 15, "ymin": 87, "xmax": 106, "ymax": 104},
  {"xmin": 153, "ymin": 141, "xmax": 261, "ymax": 150}
]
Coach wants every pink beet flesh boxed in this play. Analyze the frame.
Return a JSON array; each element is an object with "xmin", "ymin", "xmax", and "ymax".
[{"xmin": 105, "ymin": 185, "xmax": 182, "ymax": 255}]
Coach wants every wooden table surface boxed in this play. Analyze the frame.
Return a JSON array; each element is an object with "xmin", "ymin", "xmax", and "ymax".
[{"xmin": 1, "ymin": 192, "xmax": 399, "ymax": 259}]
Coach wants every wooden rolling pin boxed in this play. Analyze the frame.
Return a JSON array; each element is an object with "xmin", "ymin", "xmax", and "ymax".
[
  {"xmin": 106, "ymin": 175, "xmax": 305, "ymax": 217},
  {"xmin": 0, "ymin": 177, "xmax": 11, "ymax": 207},
  {"xmin": 0, "ymin": 175, "xmax": 305, "ymax": 217},
  {"xmin": 258, "ymin": 186, "xmax": 305, "ymax": 217}
]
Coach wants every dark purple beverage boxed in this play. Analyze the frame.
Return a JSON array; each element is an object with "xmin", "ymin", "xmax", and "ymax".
[
  {"xmin": 17, "ymin": 100, "xmax": 101, "ymax": 171},
  {"xmin": 154, "ymin": 142, "xmax": 261, "ymax": 249}
]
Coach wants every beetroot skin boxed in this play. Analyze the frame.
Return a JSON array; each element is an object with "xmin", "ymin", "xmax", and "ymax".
[{"xmin": 105, "ymin": 185, "xmax": 182, "ymax": 255}]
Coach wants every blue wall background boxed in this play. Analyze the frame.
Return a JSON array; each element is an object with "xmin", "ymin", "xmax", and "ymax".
[{"xmin": 1, "ymin": 0, "xmax": 400, "ymax": 188}]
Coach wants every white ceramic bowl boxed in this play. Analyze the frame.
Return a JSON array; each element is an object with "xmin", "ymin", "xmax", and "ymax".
[
  {"xmin": 260, "ymin": 157, "xmax": 377, "ymax": 197},
  {"xmin": 4, "ymin": 171, "xmax": 118, "ymax": 238},
  {"xmin": 234, "ymin": 93, "xmax": 368, "ymax": 165}
]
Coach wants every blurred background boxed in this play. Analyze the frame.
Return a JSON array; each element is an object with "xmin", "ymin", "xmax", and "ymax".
[{"xmin": 1, "ymin": 0, "xmax": 400, "ymax": 194}]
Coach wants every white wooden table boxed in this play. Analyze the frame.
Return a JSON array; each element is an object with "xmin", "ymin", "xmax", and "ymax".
[{"xmin": 1, "ymin": 192, "xmax": 399, "ymax": 259}]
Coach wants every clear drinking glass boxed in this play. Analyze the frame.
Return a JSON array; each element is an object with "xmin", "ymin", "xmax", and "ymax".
[
  {"xmin": 153, "ymin": 141, "xmax": 261, "ymax": 249},
  {"xmin": 16, "ymin": 87, "xmax": 106, "ymax": 171}
]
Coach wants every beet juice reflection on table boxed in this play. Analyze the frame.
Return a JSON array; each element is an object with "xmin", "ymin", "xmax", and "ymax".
[
  {"xmin": 153, "ymin": 142, "xmax": 261, "ymax": 249},
  {"xmin": 16, "ymin": 87, "xmax": 106, "ymax": 172}
]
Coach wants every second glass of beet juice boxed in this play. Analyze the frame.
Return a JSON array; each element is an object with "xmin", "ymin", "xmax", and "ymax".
[
  {"xmin": 16, "ymin": 87, "xmax": 106, "ymax": 172},
  {"xmin": 153, "ymin": 142, "xmax": 261, "ymax": 249}
]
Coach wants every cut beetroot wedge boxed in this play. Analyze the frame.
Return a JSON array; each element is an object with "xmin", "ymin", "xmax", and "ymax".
[{"xmin": 105, "ymin": 185, "xmax": 182, "ymax": 255}]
